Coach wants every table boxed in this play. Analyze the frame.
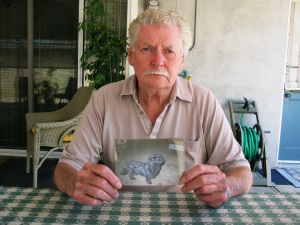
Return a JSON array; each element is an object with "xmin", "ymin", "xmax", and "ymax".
[{"xmin": 0, "ymin": 186, "xmax": 300, "ymax": 224}]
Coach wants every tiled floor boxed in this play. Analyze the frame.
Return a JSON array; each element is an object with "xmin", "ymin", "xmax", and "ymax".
[
  {"xmin": 250, "ymin": 172, "xmax": 300, "ymax": 193},
  {"xmin": 250, "ymin": 185, "xmax": 300, "ymax": 193},
  {"xmin": 273, "ymin": 185, "xmax": 300, "ymax": 193}
]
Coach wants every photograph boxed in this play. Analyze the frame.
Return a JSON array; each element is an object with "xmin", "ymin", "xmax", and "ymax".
[{"xmin": 115, "ymin": 139, "xmax": 185, "ymax": 186}]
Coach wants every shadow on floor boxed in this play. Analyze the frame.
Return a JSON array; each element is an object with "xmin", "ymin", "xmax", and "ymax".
[
  {"xmin": 0, "ymin": 157, "xmax": 58, "ymax": 189},
  {"xmin": 0, "ymin": 157, "xmax": 292, "ymax": 189},
  {"xmin": 255, "ymin": 168, "xmax": 292, "ymax": 185}
]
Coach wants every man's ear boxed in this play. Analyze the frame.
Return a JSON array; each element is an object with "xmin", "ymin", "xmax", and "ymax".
[
  {"xmin": 128, "ymin": 48, "xmax": 134, "ymax": 66},
  {"xmin": 179, "ymin": 55, "xmax": 185, "ymax": 71}
]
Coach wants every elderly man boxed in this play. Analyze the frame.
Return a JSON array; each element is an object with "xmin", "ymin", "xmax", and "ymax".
[{"xmin": 54, "ymin": 9, "xmax": 252, "ymax": 208}]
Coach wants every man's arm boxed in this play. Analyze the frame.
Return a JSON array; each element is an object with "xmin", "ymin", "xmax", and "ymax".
[
  {"xmin": 225, "ymin": 166, "xmax": 253, "ymax": 200},
  {"xmin": 54, "ymin": 162, "xmax": 122, "ymax": 206},
  {"xmin": 181, "ymin": 165, "xmax": 253, "ymax": 208},
  {"xmin": 54, "ymin": 162, "xmax": 78, "ymax": 197}
]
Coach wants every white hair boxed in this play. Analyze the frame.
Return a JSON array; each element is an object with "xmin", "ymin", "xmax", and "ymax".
[{"xmin": 128, "ymin": 9, "xmax": 192, "ymax": 57}]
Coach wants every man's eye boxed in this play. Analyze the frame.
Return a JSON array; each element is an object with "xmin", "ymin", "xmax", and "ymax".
[
  {"xmin": 165, "ymin": 49, "xmax": 176, "ymax": 58},
  {"xmin": 142, "ymin": 47, "xmax": 151, "ymax": 52},
  {"xmin": 164, "ymin": 49, "xmax": 176, "ymax": 55}
]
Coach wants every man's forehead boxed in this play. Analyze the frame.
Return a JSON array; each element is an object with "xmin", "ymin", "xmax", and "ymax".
[
  {"xmin": 138, "ymin": 23, "xmax": 180, "ymax": 33},
  {"xmin": 135, "ymin": 24, "xmax": 182, "ymax": 46}
]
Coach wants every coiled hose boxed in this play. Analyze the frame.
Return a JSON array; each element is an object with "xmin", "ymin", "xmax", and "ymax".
[{"xmin": 235, "ymin": 123, "xmax": 265, "ymax": 163}]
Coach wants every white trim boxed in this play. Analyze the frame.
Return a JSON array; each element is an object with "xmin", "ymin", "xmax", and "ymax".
[
  {"xmin": 77, "ymin": 0, "xmax": 85, "ymax": 87},
  {"xmin": 277, "ymin": 160, "xmax": 300, "ymax": 168},
  {"xmin": 285, "ymin": 86, "xmax": 300, "ymax": 91},
  {"xmin": 0, "ymin": 149, "xmax": 61, "ymax": 158},
  {"xmin": 285, "ymin": 1, "xmax": 300, "ymax": 90},
  {"xmin": 126, "ymin": 0, "xmax": 138, "ymax": 77}
]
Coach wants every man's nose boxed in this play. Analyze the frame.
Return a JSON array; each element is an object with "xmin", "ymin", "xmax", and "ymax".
[{"xmin": 151, "ymin": 49, "xmax": 166, "ymax": 67}]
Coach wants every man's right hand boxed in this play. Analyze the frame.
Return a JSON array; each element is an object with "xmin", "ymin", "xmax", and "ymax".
[{"xmin": 54, "ymin": 162, "xmax": 122, "ymax": 206}]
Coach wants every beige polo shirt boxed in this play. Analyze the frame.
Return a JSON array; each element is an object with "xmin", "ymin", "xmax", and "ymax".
[{"xmin": 59, "ymin": 76, "xmax": 249, "ymax": 177}]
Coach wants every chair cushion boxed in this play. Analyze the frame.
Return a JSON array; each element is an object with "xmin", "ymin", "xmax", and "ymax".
[
  {"xmin": 31, "ymin": 128, "xmax": 73, "ymax": 142},
  {"xmin": 63, "ymin": 133, "xmax": 73, "ymax": 142}
]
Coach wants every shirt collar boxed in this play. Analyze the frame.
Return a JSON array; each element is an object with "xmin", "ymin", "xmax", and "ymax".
[
  {"xmin": 120, "ymin": 75, "xmax": 137, "ymax": 96},
  {"xmin": 171, "ymin": 76, "xmax": 193, "ymax": 103},
  {"xmin": 120, "ymin": 75, "xmax": 193, "ymax": 103}
]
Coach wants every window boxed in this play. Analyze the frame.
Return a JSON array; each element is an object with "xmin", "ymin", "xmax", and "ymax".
[{"xmin": 0, "ymin": 0, "xmax": 79, "ymax": 148}]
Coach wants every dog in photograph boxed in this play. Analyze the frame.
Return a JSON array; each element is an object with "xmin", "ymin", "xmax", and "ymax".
[{"xmin": 120, "ymin": 153, "xmax": 165, "ymax": 184}]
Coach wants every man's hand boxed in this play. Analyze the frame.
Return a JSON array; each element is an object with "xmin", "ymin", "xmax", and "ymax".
[
  {"xmin": 73, "ymin": 163, "xmax": 122, "ymax": 206},
  {"xmin": 180, "ymin": 165, "xmax": 253, "ymax": 208},
  {"xmin": 180, "ymin": 164, "xmax": 229, "ymax": 208},
  {"xmin": 54, "ymin": 162, "xmax": 122, "ymax": 206}
]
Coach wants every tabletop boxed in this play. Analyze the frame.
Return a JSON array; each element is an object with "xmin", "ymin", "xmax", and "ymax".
[{"xmin": 0, "ymin": 186, "xmax": 300, "ymax": 225}]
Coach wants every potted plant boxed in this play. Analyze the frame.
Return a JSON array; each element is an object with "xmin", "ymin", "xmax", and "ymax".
[
  {"xmin": 79, "ymin": 0, "xmax": 128, "ymax": 89},
  {"xmin": 34, "ymin": 67, "xmax": 59, "ymax": 110}
]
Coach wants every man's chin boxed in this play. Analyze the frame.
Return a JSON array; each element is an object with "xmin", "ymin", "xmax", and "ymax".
[
  {"xmin": 143, "ymin": 80, "xmax": 171, "ymax": 90},
  {"xmin": 144, "ymin": 75, "xmax": 169, "ymax": 84}
]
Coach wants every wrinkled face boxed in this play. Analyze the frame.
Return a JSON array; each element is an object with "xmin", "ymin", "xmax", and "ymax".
[{"xmin": 128, "ymin": 24, "xmax": 185, "ymax": 91}]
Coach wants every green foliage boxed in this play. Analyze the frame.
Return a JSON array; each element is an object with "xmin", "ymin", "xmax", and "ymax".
[
  {"xmin": 79, "ymin": 0, "xmax": 128, "ymax": 89},
  {"xmin": 34, "ymin": 67, "xmax": 58, "ymax": 106}
]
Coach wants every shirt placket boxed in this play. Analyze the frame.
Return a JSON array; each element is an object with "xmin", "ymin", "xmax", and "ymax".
[
  {"xmin": 138, "ymin": 103, "xmax": 170, "ymax": 139},
  {"xmin": 133, "ymin": 92, "xmax": 171, "ymax": 138},
  {"xmin": 149, "ymin": 105, "xmax": 170, "ymax": 139}
]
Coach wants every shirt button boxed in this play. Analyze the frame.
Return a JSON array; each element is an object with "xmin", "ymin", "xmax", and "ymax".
[
  {"xmin": 147, "ymin": 125, "xmax": 152, "ymax": 129},
  {"xmin": 150, "ymin": 134, "xmax": 156, "ymax": 139}
]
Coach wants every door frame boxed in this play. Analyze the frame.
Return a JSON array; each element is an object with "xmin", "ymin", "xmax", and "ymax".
[
  {"xmin": 0, "ymin": 0, "xmax": 137, "ymax": 155},
  {"xmin": 0, "ymin": 0, "xmax": 84, "ymax": 155}
]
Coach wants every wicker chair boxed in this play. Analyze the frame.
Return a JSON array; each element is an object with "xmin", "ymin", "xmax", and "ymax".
[{"xmin": 26, "ymin": 86, "xmax": 94, "ymax": 188}]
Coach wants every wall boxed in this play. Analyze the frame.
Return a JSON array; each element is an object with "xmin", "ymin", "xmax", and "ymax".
[{"xmin": 139, "ymin": 0, "xmax": 290, "ymax": 168}]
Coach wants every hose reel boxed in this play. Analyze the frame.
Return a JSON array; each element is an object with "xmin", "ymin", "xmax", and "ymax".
[
  {"xmin": 235, "ymin": 123, "xmax": 265, "ymax": 170},
  {"xmin": 229, "ymin": 98, "xmax": 268, "ymax": 171},
  {"xmin": 229, "ymin": 98, "xmax": 270, "ymax": 185}
]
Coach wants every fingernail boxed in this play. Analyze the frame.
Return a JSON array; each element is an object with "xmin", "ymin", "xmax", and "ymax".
[
  {"xmin": 116, "ymin": 182, "xmax": 122, "ymax": 189},
  {"xmin": 180, "ymin": 177, "xmax": 185, "ymax": 184}
]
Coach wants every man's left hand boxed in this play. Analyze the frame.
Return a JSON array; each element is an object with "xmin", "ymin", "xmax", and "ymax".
[{"xmin": 180, "ymin": 164, "xmax": 229, "ymax": 208}]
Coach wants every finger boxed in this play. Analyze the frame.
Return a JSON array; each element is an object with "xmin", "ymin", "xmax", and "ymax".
[
  {"xmin": 85, "ymin": 163, "xmax": 122, "ymax": 189},
  {"xmin": 88, "ymin": 173, "xmax": 120, "ymax": 199},
  {"xmin": 194, "ymin": 182, "xmax": 227, "ymax": 196},
  {"xmin": 195, "ymin": 191, "xmax": 227, "ymax": 208},
  {"xmin": 180, "ymin": 164, "xmax": 221, "ymax": 184},
  {"xmin": 181, "ymin": 172, "xmax": 226, "ymax": 193},
  {"xmin": 83, "ymin": 183, "xmax": 117, "ymax": 202},
  {"xmin": 78, "ymin": 165, "xmax": 120, "ymax": 199},
  {"xmin": 73, "ymin": 189, "xmax": 104, "ymax": 206},
  {"xmin": 75, "ymin": 179, "xmax": 119, "ymax": 202}
]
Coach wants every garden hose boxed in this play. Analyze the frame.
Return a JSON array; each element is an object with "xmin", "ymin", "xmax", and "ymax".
[{"xmin": 235, "ymin": 123, "xmax": 265, "ymax": 162}]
